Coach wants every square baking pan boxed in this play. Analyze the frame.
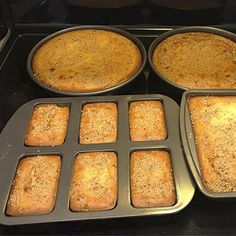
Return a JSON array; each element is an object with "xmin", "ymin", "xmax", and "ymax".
[
  {"xmin": 0, "ymin": 94, "xmax": 194, "ymax": 225},
  {"xmin": 180, "ymin": 90, "xmax": 236, "ymax": 199}
]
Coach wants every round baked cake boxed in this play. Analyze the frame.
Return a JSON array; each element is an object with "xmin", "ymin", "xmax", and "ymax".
[
  {"xmin": 152, "ymin": 32, "xmax": 236, "ymax": 89},
  {"xmin": 32, "ymin": 29, "xmax": 142, "ymax": 92}
]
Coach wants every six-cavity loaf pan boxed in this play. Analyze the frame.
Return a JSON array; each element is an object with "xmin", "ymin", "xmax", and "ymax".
[
  {"xmin": 0, "ymin": 94, "xmax": 195, "ymax": 225},
  {"xmin": 180, "ymin": 90, "xmax": 236, "ymax": 199}
]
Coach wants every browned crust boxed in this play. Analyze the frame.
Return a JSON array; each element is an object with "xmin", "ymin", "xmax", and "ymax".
[
  {"xmin": 6, "ymin": 155, "xmax": 61, "ymax": 216},
  {"xmin": 129, "ymin": 101, "xmax": 167, "ymax": 141},
  {"xmin": 188, "ymin": 96, "xmax": 236, "ymax": 192},
  {"xmin": 32, "ymin": 29, "xmax": 142, "ymax": 92},
  {"xmin": 70, "ymin": 152, "xmax": 117, "ymax": 212},
  {"xmin": 25, "ymin": 104, "xmax": 69, "ymax": 146},
  {"xmin": 152, "ymin": 32, "xmax": 236, "ymax": 89},
  {"xmin": 79, "ymin": 102, "xmax": 117, "ymax": 144},
  {"xmin": 131, "ymin": 151, "xmax": 176, "ymax": 208}
]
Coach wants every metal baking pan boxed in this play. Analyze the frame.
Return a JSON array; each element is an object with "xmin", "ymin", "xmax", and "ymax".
[
  {"xmin": 0, "ymin": 94, "xmax": 194, "ymax": 225},
  {"xmin": 26, "ymin": 25, "xmax": 147, "ymax": 96},
  {"xmin": 148, "ymin": 26, "xmax": 236, "ymax": 95},
  {"xmin": 180, "ymin": 90, "xmax": 236, "ymax": 199}
]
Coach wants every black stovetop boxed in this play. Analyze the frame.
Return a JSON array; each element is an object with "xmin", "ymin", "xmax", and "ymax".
[
  {"xmin": 1, "ymin": 1, "xmax": 236, "ymax": 235},
  {"xmin": 11, "ymin": 0, "xmax": 236, "ymax": 24},
  {"xmin": 2, "ymin": 0, "xmax": 236, "ymax": 30},
  {"xmin": 0, "ymin": 23, "xmax": 236, "ymax": 235}
]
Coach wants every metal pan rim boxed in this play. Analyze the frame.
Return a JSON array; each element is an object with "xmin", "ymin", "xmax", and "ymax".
[
  {"xmin": 148, "ymin": 26, "xmax": 236, "ymax": 92},
  {"xmin": 180, "ymin": 89, "xmax": 236, "ymax": 199},
  {"xmin": 0, "ymin": 94, "xmax": 195, "ymax": 225},
  {"xmin": 27, "ymin": 25, "xmax": 147, "ymax": 96}
]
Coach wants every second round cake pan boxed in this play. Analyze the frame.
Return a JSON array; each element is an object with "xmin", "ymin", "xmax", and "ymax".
[
  {"xmin": 148, "ymin": 26, "xmax": 236, "ymax": 95},
  {"xmin": 27, "ymin": 25, "xmax": 147, "ymax": 96},
  {"xmin": 0, "ymin": 94, "xmax": 194, "ymax": 225}
]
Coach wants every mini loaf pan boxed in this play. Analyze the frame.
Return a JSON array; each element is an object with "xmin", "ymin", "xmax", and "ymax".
[
  {"xmin": 148, "ymin": 26, "xmax": 236, "ymax": 94},
  {"xmin": 27, "ymin": 25, "xmax": 147, "ymax": 96},
  {"xmin": 0, "ymin": 94, "xmax": 194, "ymax": 225},
  {"xmin": 180, "ymin": 90, "xmax": 236, "ymax": 199}
]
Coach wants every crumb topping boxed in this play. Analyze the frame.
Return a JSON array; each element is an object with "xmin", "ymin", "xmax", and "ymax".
[
  {"xmin": 153, "ymin": 32, "xmax": 236, "ymax": 89},
  {"xmin": 70, "ymin": 152, "xmax": 117, "ymax": 211},
  {"xmin": 79, "ymin": 103, "xmax": 117, "ymax": 144},
  {"xmin": 25, "ymin": 104, "xmax": 69, "ymax": 146},
  {"xmin": 7, "ymin": 155, "xmax": 61, "ymax": 215},
  {"xmin": 131, "ymin": 151, "xmax": 175, "ymax": 207},
  {"xmin": 129, "ymin": 101, "xmax": 167, "ymax": 141},
  {"xmin": 32, "ymin": 29, "xmax": 142, "ymax": 92},
  {"xmin": 189, "ymin": 96, "xmax": 236, "ymax": 192}
]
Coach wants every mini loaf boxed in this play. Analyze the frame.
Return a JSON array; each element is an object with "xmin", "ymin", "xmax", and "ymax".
[
  {"xmin": 129, "ymin": 101, "xmax": 167, "ymax": 141},
  {"xmin": 131, "ymin": 151, "xmax": 176, "ymax": 208},
  {"xmin": 70, "ymin": 152, "xmax": 117, "ymax": 211},
  {"xmin": 188, "ymin": 96, "xmax": 236, "ymax": 193},
  {"xmin": 32, "ymin": 29, "xmax": 142, "ymax": 92},
  {"xmin": 153, "ymin": 32, "xmax": 236, "ymax": 89},
  {"xmin": 79, "ymin": 102, "xmax": 117, "ymax": 144},
  {"xmin": 7, "ymin": 155, "xmax": 61, "ymax": 216},
  {"xmin": 25, "ymin": 104, "xmax": 69, "ymax": 146}
]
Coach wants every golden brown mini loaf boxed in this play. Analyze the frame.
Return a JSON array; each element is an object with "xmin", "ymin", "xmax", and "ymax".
[
  {"xmin": 152, "ymin": 32, "xmax": 236, "ymax": 89},
  {"xmin": 25, "ymin": 104, "xmax": 69, "ymax": 146},
  {"xmin": 7, "ymin": 155, "xmax": 61, "ymax": 216},
  {"xmin": 131, "ymin": 151, "xmax": 176, "ymax": 208},
  {"xmin": 32, "ymin": 29, "xmax": 142, "ymax": 92},
  {"xmin": 70, "ymin": 152, "xmax": 117, "ymax": 211},
  {"xmin": 188, "ymin": 96, "xmax": 236, "ymax": 192},
  {"xmin": 79, "ymin": 102, "xmax": 117, "ymax": 144},
  {"xmin": 129, "ymin": 101, "xmax": 167, "ymax": 141}
]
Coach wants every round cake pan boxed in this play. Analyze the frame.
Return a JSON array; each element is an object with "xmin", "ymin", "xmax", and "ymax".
[
  {"xmin": 148, "ymin": 26, "xmax": 236, "ymax": 94},
  {"xmin": 27, "ymin": 25, "xmax": 147, "ymax": 96}
]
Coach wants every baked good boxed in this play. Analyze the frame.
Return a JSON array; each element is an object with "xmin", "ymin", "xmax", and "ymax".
[
  {"xmin": 152, "ymin": 32, "xmax": 236, "ymax": 89},
  {"xmin": 188, "ymin": 96, "xmax": 236, "ymax": 192},
  {"xmin": 79, "ymin": 102, "xmax": 117, "ymax": 144},
  {"xmin": 131, "ymin": 151, "xmax": 176, "ymax": 208},
  {"xmin": 129, "ymin": 101, "xmax": 167, "ymax": 141},
  {"xmin": 25, "ymin": 104, "xmax": 69, "ymax": 146},
  {"xmin": 70, "ymin": 152, "xmax": 117, "ymax": 211},
  {"xmin": 6, "ymin": 155, "xmax": 61, "ymax": 216},
  {"xmin": 32, "ymin": 29, "xmax": 142, "ymax": 92}
]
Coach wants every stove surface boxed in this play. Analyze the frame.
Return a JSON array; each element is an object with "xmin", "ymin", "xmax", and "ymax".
[
  {"xmin": 0, "ymin": 26, "xmax": 236, "ymax": 235},
  {"xmin": 8, "ymin": 0, "xmax": 236, "ymax": 26}
]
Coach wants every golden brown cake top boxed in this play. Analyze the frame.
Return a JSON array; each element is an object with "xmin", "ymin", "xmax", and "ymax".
[
  {"xmin": 131, "ymin": 151, "xmax": 175, "ymax": 207},
  {"xmin": 25, "ymin": 104, "xmax": 69, "ymax": 146},
  {"xmin": 7, "ymin": 155, "xmax": 61, "ymax": 216},
  {"xmin": 70, "ymin": 152, "xmax": 117, "ymax": 211},
  {"xmin": 32, "ymin": 29, "xmax": 142, "ymax": 92},
  {"xmin": 153, "ymin": 32, "xmax": 236, "ymax": 89},
  {"xmin": 129, "ymin": 101, "xmax": 167, "ymax": 141},
  {"xmin": 79, "ymin": 102, "xmax": 117, "ymax": 144},
  {"xmin": 188, "ymin": 96, "xmax": 236, "ymax": 192}
]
